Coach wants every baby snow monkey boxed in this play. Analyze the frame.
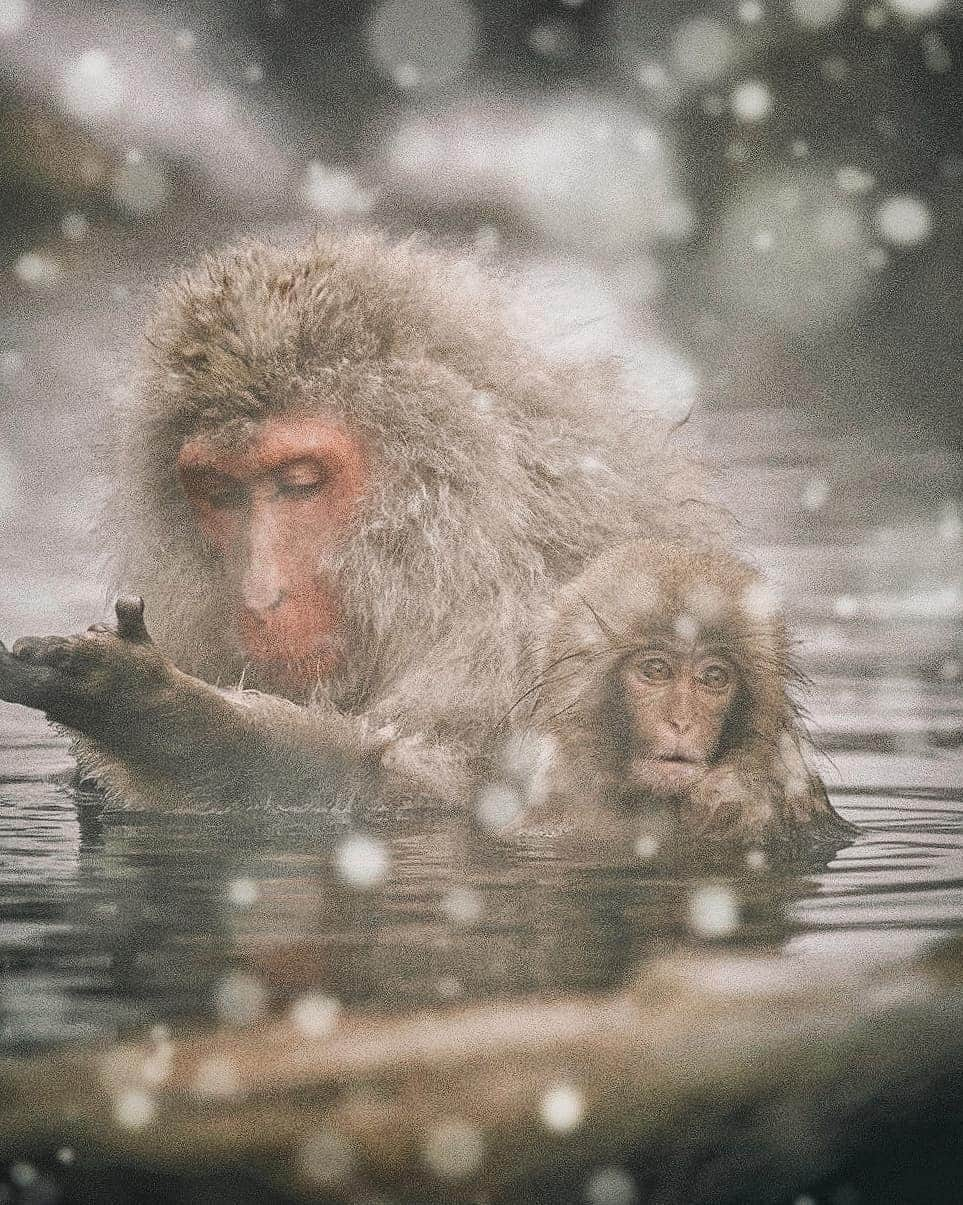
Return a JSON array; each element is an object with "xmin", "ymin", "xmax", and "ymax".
[{"xmin": 502, "ymin": 539, "xmax": 851, "ymax": 850}]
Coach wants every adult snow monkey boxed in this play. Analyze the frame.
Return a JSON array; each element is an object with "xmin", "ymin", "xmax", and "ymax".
[
  {"xmin": 0, "ymin": 230, "xmax": 729, "ymax": 816},
  {"xmin": 503, "ymin": 538, "xmax": 852, "ymax": 847}
]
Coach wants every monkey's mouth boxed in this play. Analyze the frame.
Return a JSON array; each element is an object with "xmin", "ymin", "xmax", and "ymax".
[{"xmin": 626, "ymin": 753, "xmax": 707, "ymax": 793}]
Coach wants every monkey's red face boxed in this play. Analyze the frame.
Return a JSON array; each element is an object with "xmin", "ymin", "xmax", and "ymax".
[
  {"xmin": 177, "ymin": 415, "xmax": 368, "ymax": 682},
  {"xmin": 618, "ymin": 643, "xmax": 740, "ymax": 796}
]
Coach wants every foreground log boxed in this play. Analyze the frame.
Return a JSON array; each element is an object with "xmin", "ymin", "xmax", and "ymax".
[{"xmin": 2, "ymin": 939, "xmax": 962, "ymax": 1203}]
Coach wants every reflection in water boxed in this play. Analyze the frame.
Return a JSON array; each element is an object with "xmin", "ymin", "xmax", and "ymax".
[{"xmin": 2, "ymin": 681, "xmax": 962, "ymax": 1056}]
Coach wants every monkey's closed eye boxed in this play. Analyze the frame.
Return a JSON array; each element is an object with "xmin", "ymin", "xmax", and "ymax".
[{"xmin": 275, "ymin": 461, "xmax": 331, "ymax": 499}]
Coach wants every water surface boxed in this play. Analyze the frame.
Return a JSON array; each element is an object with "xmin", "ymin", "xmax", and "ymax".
[{"xmin": 2, "ymin": 674, "xmax": 961, "ymax": 1056}]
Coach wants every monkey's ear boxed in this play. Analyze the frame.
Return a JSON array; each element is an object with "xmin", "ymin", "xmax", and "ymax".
[{"xmin": 114, "ymin": 596, "xmax": 151, "ymax": 644}]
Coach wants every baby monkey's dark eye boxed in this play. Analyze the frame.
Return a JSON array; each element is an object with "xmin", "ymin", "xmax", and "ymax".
[
  {"xmin": 700, "ymin": 662, "xmax": 733, "ymax": 689},
  {"xmin": 639, "ymin": 655, "xmax": 672, "ymax": 682}
]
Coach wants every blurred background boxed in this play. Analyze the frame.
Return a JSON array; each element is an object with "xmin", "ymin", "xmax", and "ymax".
[{"xmin": 0, "ymin": 0, "xmax": 960, "ymax": 686}]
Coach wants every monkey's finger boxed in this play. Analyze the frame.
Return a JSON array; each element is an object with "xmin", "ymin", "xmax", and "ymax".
[
  {"xmin": 114, "ymin": 595, "xmax": 151, "ymax": 643},
  {"xmin": 86, "ymin": 623, "xmax": 113, "ymax": 635},
  {"xmin": 0, "ymin": 645, "xmax": 61, "ymax": 710}
]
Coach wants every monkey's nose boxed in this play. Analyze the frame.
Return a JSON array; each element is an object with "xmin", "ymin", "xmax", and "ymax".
[{"xmin": 241, "ymin": 566, "xmax": 286, "ymax": 612}]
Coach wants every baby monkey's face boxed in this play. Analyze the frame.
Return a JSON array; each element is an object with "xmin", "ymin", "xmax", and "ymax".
[{"xmin": 617, "ymin": 642, "xmax": 740, "ymax": 796}]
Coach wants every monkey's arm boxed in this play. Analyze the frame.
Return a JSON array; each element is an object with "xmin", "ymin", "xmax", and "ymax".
[
  {"xmin": 685, "ymin": 731, "xmax": 853, "ymax": 845},
  {"xmin": 0, "ymin": 598, "xmax": 467, "ymax": 811}
]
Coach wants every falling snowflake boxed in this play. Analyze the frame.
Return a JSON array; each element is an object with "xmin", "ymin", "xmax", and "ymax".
[
  {"xmin": 874, "ymin": 194, "xmax": 933, "ymax": 247},
  {"xmin": 334, "ymin": 833, "xmax": 390, "ymax": 887},
  {"xmin": 422, "ymin": 1117, "xmax": 485, "ymax": 1178},
  {"xmin": 288, "ymin": 991, "xmax": 342, "ymax": 1038},
  {"xmin": 215, "ymin": 970, "xmax": 268, "ymax": 1024},
  {"xmin": 540, "ymin": 1082, "xmax": 585, "ymax": 1131},
  {"xmin": 688, "ymin": 883, "xmax": 740, "ymax": 939}
]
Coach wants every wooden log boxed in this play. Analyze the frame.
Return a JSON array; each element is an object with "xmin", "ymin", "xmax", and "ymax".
[{"xmin": 1, "ymin": 940, "xmax": 962, "ymax": 1203}]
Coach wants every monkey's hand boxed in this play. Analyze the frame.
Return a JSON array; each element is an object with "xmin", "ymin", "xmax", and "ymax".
[
  {"xmin": 1, "ymin": 598, "xmax": 468, "ymax": 811},
  {"xmin": 685, "ymin": 760, "xmax": 782, "ymax": 844},
  {"xmin": 0, "ymin": 596, "xmax": 177, "ymax": 743}
]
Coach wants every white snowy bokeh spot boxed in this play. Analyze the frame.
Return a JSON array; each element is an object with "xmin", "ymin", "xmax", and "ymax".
[
  {"xmin": 13, "ymin": 252, "xmax": 61, "ymax": 288},
  {"xmin": 60, "ymin": 211, "xmax": 90, "ymax": 241},
  {"xmin": 634, "ymin": 832, "xmax": 661, "ymax": 860},
  {"xmin": 215, "ymin": 970, "xmax": 268, "ymax": 1025},
  {"xmin": 192, "ymin": 1054, "xmax": 242, "ymax": 1098},
  {"xmin": 61, "ymin": 49, "xmax": 124, "ymax": 117},
  {"xmin": 288, "ymin": 991, "xmax": 342, "ymax": 1038},
  {"xmin": 0, "ymin": 443, "xmax": 18, "ymax": 518},
  {"xmin": 441, "ymin": 886, "xmax": 484, "ymax": 925},
  {"xmin": 688, "ymin": 884, "xmax": 741, "ymax": 939},
  {"xmin": 874, "ymin": 193, "xmax": 933, "ymax": 247},
  {"xmin": 921, "ymin": 31, "xmax": 952, "ymax": 74},
  {"xmin": 113, "ymin": 1088, "xmax": 157, "ymax": 1129},
  {"xmin": 367, "ymin": 0, "xmax": 479, "ymax": 89},
  {"xmin": 0, "ymin": 349, "xmax": 23, "ymax": 381},
  {"xmin": 540, "ymin": 1081, "xmax": 585, "ymax": 1131},
  {"xmin": 836, "ymin": 165, "xmax": 876, "ymax": 194},
  {"xmin": 475, "ymin": 782, "xmax": 524, "ymax": 830},
  {"xmin": 226, "ymin": 876, "xmax": 259, "ymax": 908},
  {"xmin": 334, "ymin": 833, "xmax": 390, "ymax": 887},
  {"xmin": 299, "ymin": 1129, "xmax": 355, "ymax": 1188},
  {"xmin": 885, "ymin": 0, "xmax": 947, "ymax": 19},
  {"xmin": 670, "ymin": 18, "xmax": 739, "ymax": 85},
  {"xmin": 937, "ymin": 503, "xmax": 962, "ymax": 543},
  {"xmin": 436, "ymin": 975, "xmax": 465, "ymax": 999},
  {"xmin": 9, "ymin": 1163, "xmax": 37, "ymax": 1188},
  {"xmin": 684, "ymin": 581, "xmax": 726, "ymax": 626},
  {"xmin": 300, "ymin": 161, "xmax": 377, "ymax": 214},
  {"xmin": 140, "ymin": 1026, "xmax": 174, "ymax": 1085},
  {"xmin": 789, "ymin": 0, "xmax": 849, "ymax": 25},
  {"xmin": 801, "ymin": 477, "xmax": 830, "ymax": 511},
  {"xmin": 731, "ymin": 78, "xmax": 772, "ymax": 122},
  {"xmin": 174, "ymin": 26, "xmax": 195, "ymax": 50},
  {"xmin": 497, "ymin": 727, "xmax": 557, "ymax": 807},
  {"xmin": 528, "ymin": 19, "xmax": 577, "ymax": 61},
  {"xmin": 585, "ymin": 1164, "xmax": 640, "ymax": 1205},
  {"xmin": 738, "ymin": 2, "xmax": 764, "ymax": 23},
  {"xmin": 673, "ymin": 612, "xmax": 700, "ymax": 645},
  {"xmin": 834, "ymin": 594, "xmax": 859, "ymax": 618},
  {"xmin": 752, "ymin": 229, "xmax": 775, "ymax": 252},
  {"xmin": 422, "ymin": 1117, "xmax": 485, "ymax": 1179},
  {"xmin": 0, "ymin": 0, "xmax": 28, "ymax": 37}
]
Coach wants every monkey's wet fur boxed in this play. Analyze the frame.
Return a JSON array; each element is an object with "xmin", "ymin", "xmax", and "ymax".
[{"xmin": 0, "ymin": 227, "xmax": 850, "ymax": 851}]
